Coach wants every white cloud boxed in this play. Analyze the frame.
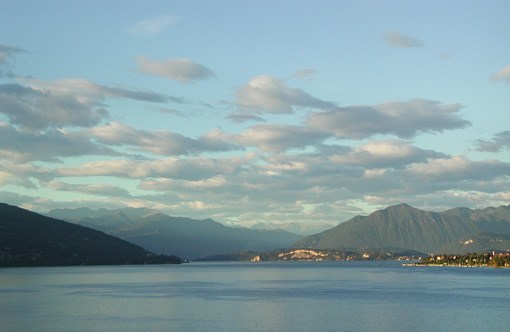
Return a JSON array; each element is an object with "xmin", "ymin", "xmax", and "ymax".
[
  {"xmin": 0, "ymin": 78, "xmax": 173, "ymax": 130},
  {"xmin": 235, "ymin": 75, "xmax": 337, "ymax": 114},
  {"xmin": 23, "ymin": 77, "xmax": 171, "ymax": 103},
  {"xmin": 46, "ymin": 181, "xmax": 132, "ymax": 198},
  {"xmin": 128, "ymin": 15, "xmax": 180, "ymax": 37},
  {"xmin": 0, "ymin": 161, "xmax": 52, "ymax": 188},
  {"xmin": 491, "ymin": 64, "xmax": 510, "ymax": 83},
  {"xmin": 140, "ymin": 176, "xmax": 228, "ymax": 191},
  {"xmin": 135, "ymin": 56, "xmax": 215, "ymax": 83},
  {"xmin": 383, "ymin": 31, "xmax": 424, "ymax": 48},
  {"xmin": 55, "ymin": 156, "xmax": 246, "ymax": 181},
  {"xmin": 0, "ymin": 123, "xmax": 118, "ymax": 163},
  {"xmin": 306, "ymin": 99, "xmax": 470, "ymax": 139},
  {"xmin": 329, "ymin": 140, "xmax": 446, "ymax": 168},
  {"xmin": 88, "ymin": 122, "xmax": 238, "ymax": 156},
  {"xmin": 0, "ymin": 83, "xmax": 108, "ymax": 129},
  {"xmin": 405, "ymin": 155, "xmax": 510, "ymax": 182},
  {"xmin": 234, "ymin": 124, "xmax": 330, "ymax": 153}
]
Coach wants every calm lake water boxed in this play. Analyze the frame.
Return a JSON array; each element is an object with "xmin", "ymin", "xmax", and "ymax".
[{"xmin": 0, "ymin": 261, "xmax": 509, "ymax": 332}]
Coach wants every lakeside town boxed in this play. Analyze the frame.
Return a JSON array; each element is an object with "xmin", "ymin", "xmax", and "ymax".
[{"xmin": 404, "ymin": 252, "xmax": 510, "ymax": 268}]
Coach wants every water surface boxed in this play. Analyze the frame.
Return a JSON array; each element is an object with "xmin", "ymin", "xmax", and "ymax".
[{"xmin": 1, "ymin": 261, "xmax": 508, "ymax": 331}]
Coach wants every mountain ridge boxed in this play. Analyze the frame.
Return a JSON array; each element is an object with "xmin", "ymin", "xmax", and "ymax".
[
  {"xmin": 48, "ymin": 208, "xmax": 302, "ymax": 260},
  {"xmin": 292, "ymin": 203, "xmax": 510, "ymax": 253}
]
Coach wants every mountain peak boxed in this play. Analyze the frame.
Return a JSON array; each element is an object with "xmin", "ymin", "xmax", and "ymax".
[
  {"xmin": 374, "ymin": 203, "xmax": 425, "ymax": 219},
  {"xmin": 384, "ymin": 203, "xmax": 416, "ymax": 211},
  {"xmin": 292, "ymin": 203, "xmax": 482, "ymax": 253}
]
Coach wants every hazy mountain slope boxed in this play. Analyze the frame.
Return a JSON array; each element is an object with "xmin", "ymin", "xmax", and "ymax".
[
  {"xmin": 77, "ymin": 211, "xmax": 145, "ymax": 233},
  {"xmin": 114, "ymin": 214, "xmax": 303, "ymax": 259},
  {"xmin": 292, "ymin": 204, "xmax": 480, "ymax": 253},
  {"xmin": 250, "ymin": 222, "xmax": 336, "ymax": 236},
  {"xmin": 55, "ymin": 210, "xmax": 303, "ymax": 260},
  {"xmin": 435, "ymin": 232, "xmax": 510, "ymax": 255},
  {"xmin": 442, "ymin": 205, "xmax": 510, "ymax": 234},
  {"xmin": 0, "ymin": 203, "xmax": 181, "ymax": 267},
  {"xmin": 47, "ymin": 207, "xmax": 161, "ymax": 221}
]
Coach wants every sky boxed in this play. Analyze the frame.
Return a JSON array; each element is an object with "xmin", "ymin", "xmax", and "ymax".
[{"xmin": 1, "ymin": 0, "xmax": 509, "ymax": 227}]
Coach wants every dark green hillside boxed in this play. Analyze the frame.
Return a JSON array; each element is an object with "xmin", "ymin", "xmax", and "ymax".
[
  {"xmin": 292, "ymin": 203, "xmax": 480, "ymax": 253},
  {"xmin": 435, "ymin": 232, "xmax": 510, "ymax": 255},
  {"xmin": 0, "ymin": 203, "xmax": 181, "ymax": 267}
]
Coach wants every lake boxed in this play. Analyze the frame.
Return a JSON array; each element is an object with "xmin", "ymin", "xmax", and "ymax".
[{"xmin": 0, "ymin": 261, "xmax": 509, "ymax": 332}]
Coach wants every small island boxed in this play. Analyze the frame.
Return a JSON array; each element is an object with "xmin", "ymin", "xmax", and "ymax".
[{"xmin": 404, "ymin": 252, "xmax": 510, "ymax": 268}]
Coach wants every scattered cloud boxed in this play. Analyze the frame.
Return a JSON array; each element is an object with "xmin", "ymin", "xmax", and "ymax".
[
  {"xmin": 128, "ymin": 15, "xmax": 180, "ymax": 37},
  {"xmin": 491, "ymin": 64, "xmax": 510, "ymax": 83},
  {"xmin": 135, "ymin": 55, "xmax": 215, "ymax": 83},
  {"xmin": 0, "ymin": 43, "xmax": 25, "ymax": 77},
  {"xmin": 55, "ymin": 156, "xmax": 246, "ymax": 181},
  {"xmin": 306, "ymin": 99, "xmax": 470, "ymax": 139},
  {"xmin": 0, "ymin": 161, "xmax": 52, "ymax": 188},
  {"xmin": 292, "ymin": 69, "xmax": 317, "ymax": 82},
  {"xmin": 476, "ymin": 130, "xmax": 510, "ymax": 152},
  {"xmin": 227, "ymin": 114, "xmax": 267, "ymax": 124},
  {"xmin": 405, "ymin": 155, "xmax": 510, "ymax": 183},
  {"xmin": 235, "ymin": 75, "xmax": 337, "ymax": 114},
  {"xmin": 46, "ymin": 181, "xmax": 133, "ymax": 198},
  {"xmin": 0, "ymin": 123, "xmax": 119, "ymax": 163},
  {"xmin": 88, "ymin": 122, "xmax": 239, "ymax": 156},
  {"xmin": 234, "ymin": 124, "xmax": 330, "ymax": 153},
  {"xmin": 383, "ymin": 31, "xmax": 424, "ymax": 48},
  {"xmin": 0, "ymin": 83, "xmax": 109, "ymax": 129},
  {"xmin": 0, "ymin": 78, "xmax": 175, "ymax": 130},
  {"xmin": 434, "ymin": 51, "xmax": 454, "ymax": 60},
  {"xmin": 23, "ymin": 78, "xmax": 172, "ymax": 103},
  {"xmin": 329, "ymin": 140, "xmax": 447, "ymax": 168}
]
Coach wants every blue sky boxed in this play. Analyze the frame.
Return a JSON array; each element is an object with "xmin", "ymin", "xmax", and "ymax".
[{"xmin": 1, "ymin": 1, "xmax": 509, "ymax": 226}]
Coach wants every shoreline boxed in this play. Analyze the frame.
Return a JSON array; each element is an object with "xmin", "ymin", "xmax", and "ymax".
[{"xmin": 403, "ymin": 263, "xmax": 509, "ymax": 268}]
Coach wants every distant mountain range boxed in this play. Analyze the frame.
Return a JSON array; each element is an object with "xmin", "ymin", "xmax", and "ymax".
[
  {"xmin": 0, "ymin": 203, "xmax": 181, "ymax": 267},
  {"xmin": 292, "ymin": 203, "xmax": 510, "ymax": 254},
  {"xmin": 46, "ymin": 208, "xmax": 303, "ymax": 260},
  {"xmin": 249, "ymin": 221, "xmax": 336, "ymax": 236},
  {"xmin": 5, "ymin": 201, "xmax": 509, "ymax": 267},
  {"xmin": 47, "ymin": 207, "xmax": 160, "ymax": 220}
]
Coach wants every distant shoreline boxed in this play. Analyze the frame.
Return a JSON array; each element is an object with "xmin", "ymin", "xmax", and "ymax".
[
  {"xmin": 403, "ymin": 252, "xmax": 510, "ymax": 268},
  {"xmin": 402, "ymin": 263, "xmax": 509, "ymax": 268}
]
